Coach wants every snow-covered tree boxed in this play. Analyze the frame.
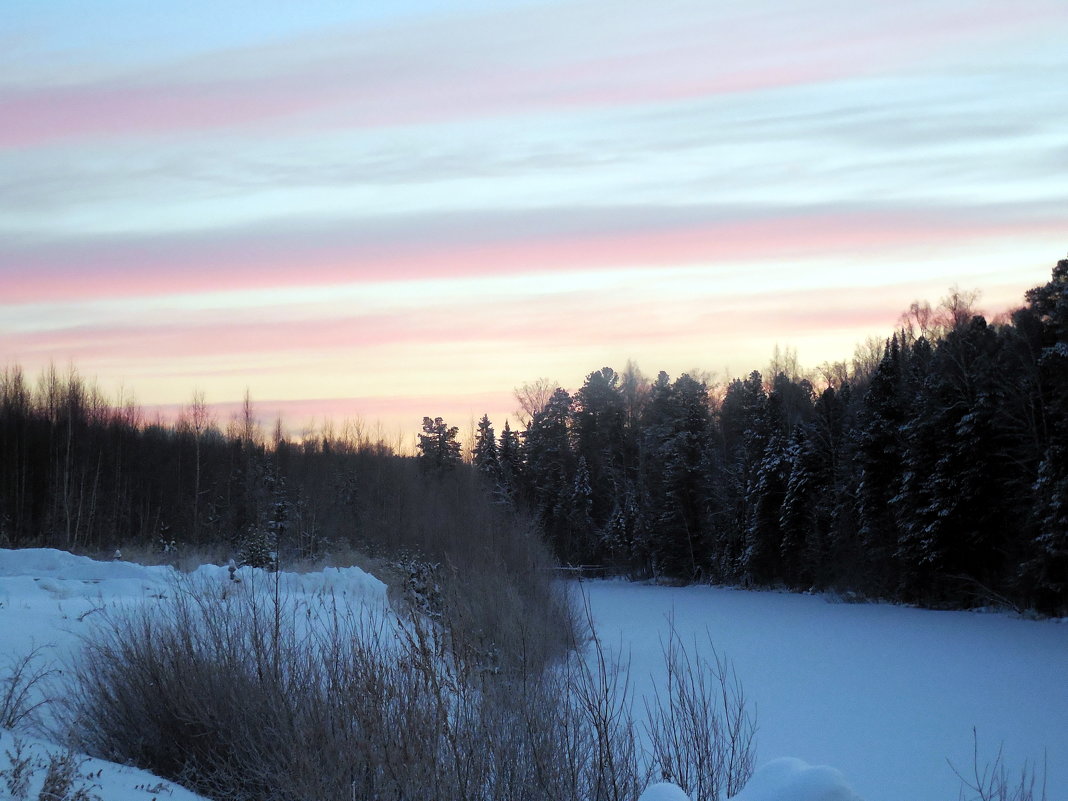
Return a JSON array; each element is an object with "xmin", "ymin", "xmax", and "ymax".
[
  {"xmin": 497, "ymin": 420, "xmax": 523, "ymax": 504},
  {"xmin": 418, "ymin": 416, "xmax": 462, "ymax": 474},
  {"xmin": 472, "ymin": 414, "xmax": 500, "ymax": 482},
  {"xmin": 641, "ymin": 373, "xmax": 715, "ymax": 580}
]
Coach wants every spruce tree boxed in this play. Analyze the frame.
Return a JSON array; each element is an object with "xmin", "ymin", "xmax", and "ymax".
[
  {"xmin": 640, "ymin": 373, "xmax": 715, "ymax": 580},
  {"xmin": 855, "ymin": 337, "xmax": 908, "ymax": 594},
  {"xmin": 418, "ymin": 416, "xmax": 462, "ymax": 474},
  {"xmin": 521, "ymin": 388, "xmax": 581, "ymax": 560},
  {"xmin": 497, "ymin": 420, "xmax": 523, "ymax": 504},
  {"xmin": 472, "ymin": 414, "xmax": 500, "ymax": 482},
  {"xmin": 895, "ymin": 317, "xmax": 1019, "ymax": 604},
  {"xmin": 1023, "ymin": 258, "xmax": 1068, "ymax": 611},
  {"xmin": 574, "ymin": 367, "xmax": 628, "ymax": 540}
]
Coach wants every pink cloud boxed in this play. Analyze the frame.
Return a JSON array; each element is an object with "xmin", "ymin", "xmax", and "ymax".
[
  {"xmin": 2, "ymin": 206, "xmax": 1062, "ymax": 304},
  {"xmin": 143, "ymin": 390, "xmax": 522, "ymax": 446},
  {"xmin": 0, "ymin": 80, "xmax": 330, "ymax": 148},
  {"xmin": 2, "ymin": 0, "xmax": 1057, "ymax": 148},
  {"xmin": 1, "ymin": 276, "xmax": 990, "ymax": 375}
]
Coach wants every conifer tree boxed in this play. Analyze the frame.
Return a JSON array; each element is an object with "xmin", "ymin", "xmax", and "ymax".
[
  {"xmin": 895, "ymin": 317, "xmax": 1018, "ymax": 603},
  {"xmin": 855, "ymin": 337, "xmax": 908, "ymax": 594},
  {"xmin": 521, "ymin": 388, "xmax": 581, "ymax": 560},
  {"xmin": 472, "ymin": 414, "xmax": 500, "ymax": 482},
  {"xmin": 497, "ymin": 420, "xmax": 523, "ymax": 503},
  {"xmin": 640, "ymin": 373, "xmax": 715, "ymax": 580},
  {"xmin": 573, "ymin": 367, "xmax": 628, "ymax": 539},
  {"xmin": 418, "ymin": 416, "xmax": 462, "ymax": 474},
  {"xmin": 742, "ymin": 378, "xmax": 795, "ymax": 585},
  {"xmin": 1022, "ymin": 258, "xmax": 1068, "ymax": 611},
  {"xmin": 717, "ymin": 371, "xmax": 767, "ymax": 579}
]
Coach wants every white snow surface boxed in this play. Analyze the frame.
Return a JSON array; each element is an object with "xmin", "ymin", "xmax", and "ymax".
[
  {"xmin": 1, "ymin": 549, "xmax": 1065, "ymax": 801},
  {"xmin": 638, "ymin": 781, "xmax": 692, "ymax": 801},
  {"xmin": 0, "ymin": 729, "xmax": 209, "ymax": 801},
  {"xmin": 642, "ymin": 759, "xmax": 861, "ymax": 801},
  {"xmin": 729, "ymin": 758, "xmax": 861, "ymax": 801},
  {"xmin": 585, "ymin": 581, "xmax": 1068, "ymax": 801},
  {"xmin": 0, "ymin": 548, "xmax": 388, "ymax": 801}
]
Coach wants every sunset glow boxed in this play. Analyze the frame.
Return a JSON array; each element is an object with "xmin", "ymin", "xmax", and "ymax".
[{"xmin": 3, "ymin": 0, "xmax": 1065, "ymax": 444}]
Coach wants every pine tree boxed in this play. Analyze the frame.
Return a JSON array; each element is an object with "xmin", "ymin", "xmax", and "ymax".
[
  {"xmin": 895, "ymin": 317, "xmax": 1021, "ymax": 604},
  {"xmin": 855, "ymin": 337, "xmax": 908, "ymax": 594},
  {"xmin": 742, "ymin": 377, "xmax": 800, "ymax": 585},
  {"xmin": 521, "ymin": 388, "xmax": 582, "ymax": 561},
  {"xmin": 717, "ymin": 371, "xmax": 767, "ymax": 580},
  {"xmin": 417, "ymin": 416, "xmax": 462, "ymax": 474},
  {"xmin": 1022, "ymin": 258, "xmax": 1068, "ymax": 612},
  {"xmin": 237, "ymin": 457, "xmax": 284, "ymax": 570},
  {"xmin": 497, "ymin": 420, "xmax": 523, "ymax": 504},
  {"xmin": 780, "ymin": 386, "xmax": 849, "ymax": 589},
  {"xmin": 564, "ymin": 455, "xmax": 594, "ymax": 540},
  {"xmin": 641, "ymin": 373, "xmax": 715, "ymax": 580},
  {"xmin": 472, "ymin": 414, "xmax": 500, "ymax": 482},
  {"xmin": 573, "ymin": 367, "xmax": 628, "ymax": 542}
]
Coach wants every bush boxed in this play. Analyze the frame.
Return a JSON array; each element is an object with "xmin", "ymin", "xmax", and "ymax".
[
  {"xmin": 952, "ymin": 730, "xmax": 1048, "ymax": 801},
  {"xmin": 61, "ymin": 572, "xmax": 755, "ymax": 801},
  {"xmin": 1, "ymin": 647, "xmax": 56, "ymax": 733}
]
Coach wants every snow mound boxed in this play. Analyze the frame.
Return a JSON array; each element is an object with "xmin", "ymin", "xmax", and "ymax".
[
  {"xmin": 730, "ymin": 758, "xmax": 862, "ymax": 801},
  {"xmin": 638, "ymin": 781, "xmax": 691, "ymax": 801},
  {"xmin": 0, "ymin": 547, "xmax": 387, "ymax": 606},
  {"xmin": 0, "ymin": 730, "xmax": 211, "ymax": 801},
  {"xmin": 186, "ymin": 561, "xmax": 387, "ymax": 604},
  {"xmin": 0, "ymin": 547, "xmax": 170, "ymax": 581}
]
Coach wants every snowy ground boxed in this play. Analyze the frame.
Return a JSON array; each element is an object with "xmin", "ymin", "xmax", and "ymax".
[
  {"xmin": 585, "ymin": 580, "xmax": 1068, "ymax": 801},
  {"xmin": 0, "ymin": 548, "xmax": 387, "ymax": 801},
  {"xmin": 1, "ymin": 549, "xmax": 1064, "ymax": 801}
]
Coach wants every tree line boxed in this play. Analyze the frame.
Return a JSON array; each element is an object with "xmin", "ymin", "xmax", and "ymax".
[
  {"xmin": 2, "ymin": 258, "xmax": 1065, "ymax": 614},
  {"xmin": 465, "ymin": 259, "xmax": 1068, "ymax": 614}
]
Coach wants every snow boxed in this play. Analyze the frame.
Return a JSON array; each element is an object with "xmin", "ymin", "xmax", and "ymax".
[
  {"xmin": 1, "ymin": 549, "xmax": 1064, "ymax": 801},
  {"xmin": 729, "ymin": 758, "xmax": 860, "ymax": 801},
  {"xmin": 0, "ymin": 729, "xmax": 208, "ymax": 801},
  {"xmin": 0, "ymin": 548, "xmax": 388, "ymax": 801},
  {"xmin": 638, "ymin": 781, "xmax": 692, "ymax": 800},
  {"xmin": 585, "ymin": 581, "xmax": 1068, "ymax": 801},
  {"xmin": 638, "ymin": 759, "xmax": 862, "ymax": 801}
]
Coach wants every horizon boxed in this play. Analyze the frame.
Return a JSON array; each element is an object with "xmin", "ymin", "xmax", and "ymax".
[{"xmin": 3, "ymin": 0, "xmax": 1066, "ymax": 444}]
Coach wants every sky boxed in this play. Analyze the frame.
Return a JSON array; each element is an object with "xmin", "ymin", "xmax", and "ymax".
[{"xmin": 2, "ymin": 0, "xmax": 1066, "ymax": 446}]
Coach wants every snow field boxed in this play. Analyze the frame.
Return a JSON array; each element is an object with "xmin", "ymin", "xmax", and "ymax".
[
  {"xmin": 585, "ymin": 581, "xmax": 1068, "ymax": 801},
  {"xmin": 1, "ymin": 550, "xmax": 1065, "ymax": 801}
]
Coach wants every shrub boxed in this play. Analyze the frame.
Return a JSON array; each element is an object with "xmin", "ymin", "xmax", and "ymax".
[
  {"xmin": 952, "ymin": 730, "xmax": 1048, "ymax": 801},
  {"xmin": 1, "ymin": 647, "xmax": 56, "ymax": 733},
  {"xmin": 61, "ymin": 571, "xmax": 755, "ymax": 801}
]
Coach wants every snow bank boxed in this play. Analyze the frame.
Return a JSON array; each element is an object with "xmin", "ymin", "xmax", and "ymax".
[
  {"xmin": 0, "ymin": 547, "xmax": 387, "ymax": 606},
  {"xmin": 188, "ymin": 560, "xmax": 387, "ymax": 605},
  {"xmin": 0, "ymin": 547, "xmax": 166, "ymax": 581},
  {"xmin": 0, "ymin": 729, "xmax": 211, "ymax": 801},
  {"xmin": 0, "ymin": 548, "xmax": 391, "ymax": 801},
  {"xmin": 638, "ymin": 781, "xmax": 691, "ymax": 800},
  {"xmin": 635, "ymin": 759, "xmax": 860, "ymax": 801},
  {"xmin": 730, "ymin": 758, "xmax": 861, "ymax": 801}
]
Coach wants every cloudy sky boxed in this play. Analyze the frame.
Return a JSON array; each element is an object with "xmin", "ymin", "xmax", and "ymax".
[{"xmin": 2, "ymin": 0, "xmax": 1066, "ymax": 442}]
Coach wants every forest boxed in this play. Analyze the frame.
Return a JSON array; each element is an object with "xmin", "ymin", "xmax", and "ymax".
[
  {"xmin": 467, "ymin": 258, "xmax": 1068, "ymax": 614},
  {"xmin": 1, "ymin": 257, "xmax": 1066, "ymax": 614}
]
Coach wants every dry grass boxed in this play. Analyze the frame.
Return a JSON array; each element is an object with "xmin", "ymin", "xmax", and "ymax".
[
  {"xmin": 951, "ymin": 730, "xmax": 1048, "ymax": 801},
  {"xmin": 59, "ymin": 571, "xmax": 755, "ymax": 801},
  {"xmin": 0, "ymin": 648, "xmax": 57, "ymax": 733}
]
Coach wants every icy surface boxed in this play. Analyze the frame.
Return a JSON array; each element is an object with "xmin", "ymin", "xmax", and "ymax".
[{"xmin": 585, "ymin": 581, "xmax": 1068, "ymax": 801}]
